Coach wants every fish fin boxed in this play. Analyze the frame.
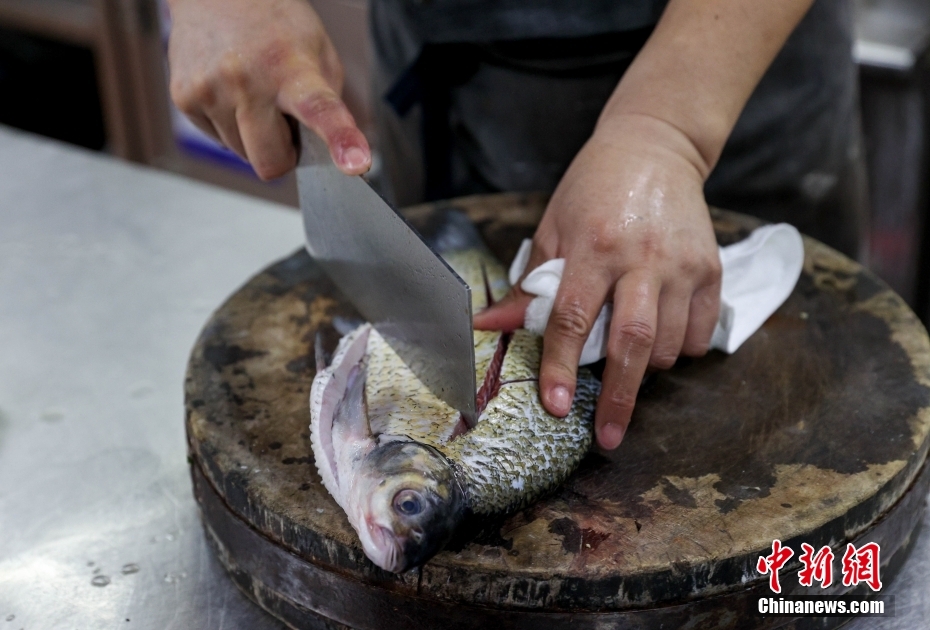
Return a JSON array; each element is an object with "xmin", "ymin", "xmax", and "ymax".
[
  {"xmin": 332, "ymin": 362, "xmax": 371, "ymax": 444},
  {"xmin": 481, "ymin": 261, "xmax": 495, "ymax": 309},
  {"xmin": 315, "ymin": 330, "xmax": 329, "ymax": 372},
  {"xmin": 310, "ymin": 324, "xmax": 372, "ymax": 501}
]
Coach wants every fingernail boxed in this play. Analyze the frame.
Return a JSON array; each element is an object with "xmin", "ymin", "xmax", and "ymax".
[
  {"xmin": 341, "ymin": 146, "xmax": 368, "ymax": 171},
  {"xmin": 548, "ymin": 386, "xmax": 572, "ymax": 416},
  {"xmin": 599, "ymin": 423, "xmax": 625, "ymax": 450}
]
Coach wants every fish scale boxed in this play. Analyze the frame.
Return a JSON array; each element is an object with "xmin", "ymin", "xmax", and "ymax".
[
  {"xmin": 440, "ymin": 335, "xmax": 599, "ymax": 513},
  {"xmin": 364, "ymin": 250, "xmax": 509, "ymax": 447}
]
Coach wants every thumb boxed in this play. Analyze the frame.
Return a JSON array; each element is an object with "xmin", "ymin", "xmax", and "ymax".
[{"xmin": 474, "ymin": 289, "xmax": 533, "ymax": 332}]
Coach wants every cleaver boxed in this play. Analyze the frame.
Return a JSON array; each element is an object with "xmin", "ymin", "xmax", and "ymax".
[{"xmin": 296, "ymin": 126, "xmax": 478, "ymax": 426}]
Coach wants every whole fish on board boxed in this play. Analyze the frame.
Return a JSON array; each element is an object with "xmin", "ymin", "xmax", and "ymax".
[{"xmin": 309, "ymin": 216, "xmax": 600, "ymax": 572}]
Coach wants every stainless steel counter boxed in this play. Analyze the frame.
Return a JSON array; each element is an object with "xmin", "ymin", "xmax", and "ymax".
[
  {"xmin": 0, "ymin": 126, "xmax": 926, "ymax": 629},
  {"xmin": 0, "ymin": 127, "xmax": 294, "ymax": 629}
]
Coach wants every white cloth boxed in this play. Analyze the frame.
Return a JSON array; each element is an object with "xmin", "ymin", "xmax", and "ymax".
[{"xmin": 508, "ymin": 224, "xmax": 805, "ymax": 365}]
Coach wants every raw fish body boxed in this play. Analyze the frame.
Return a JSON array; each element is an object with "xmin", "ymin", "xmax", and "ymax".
[{"xmin": 309, "ymin": 239, "xmax": 599, "ymax": 571}]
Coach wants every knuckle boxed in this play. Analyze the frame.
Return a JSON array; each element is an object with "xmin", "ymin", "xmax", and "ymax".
[
  {"xmin": 325, "ymin": 54, "xmax": 345, "ymax": 91},
  {"xmin": 216, "ymin": 52, "xmax": 249, "ymax": 89},
  {"xmin": 604, "ymin": 388, "xmax": 637, "ymax": 415},
  {"xmin": 254, "ymin": 163, "xmax": 282, "ymax": 181},
  {"xmin": 589, "ymin": 221, "xmax": 620, "ymax": 255},
  {"xmin": 170, "ymin": 75, "xmax": 212, "ymax": 112},
  {"xmin": 530, "ymin": 233, "xmax": 551, "ymax": 257},
  {"xmin": 168, "ymin": 76, "xmax": 184, "ymax": 102},
  {"xmin": 681, "ymin": 340, "xmax": 710, "ymax": 357},
  {"xmin": 691, "ymin": 286, "xmax": 720, "ymax": 313},
  {"xmin": 586, "ymin": 219, "xmax": 663, "ymax": 258},
  {"xmin": 295, "ymin": 93, "xmax": 343, "ymax": 125},
  {"xmin": 253, "ymin": 154, "xmax": 294, "ymax": 181},
  {"xmin": 550, "ymin": 302, "xmax": 593, "ymax": 340},
  {"xmin": 649, "ymin": 349, "xmax": 678, "ymax": 370},
  {"xmin": 636, "ymin": 230, "xmax": 660, "ymax": 258},
  {"xmin": 541, "ymin": 361, "xmax": 577, "ymax": 388},
  {"xmin": 525, "ymin": 237, "xmax": 555, "ymax": 262},
  {"xmin": 258, "ymin": 38, "xmax": 292, "ymax": 71},
  {"xmin": 615, "ymin": 319, "xmax": 656, "ymax": 350},
  {"xmin": 687, "ymin": 250, "xmax": 723, "ymax": 283},
  {"xmin": 169, "ymin": 84, "xmax": 189, "ymax": 111}
]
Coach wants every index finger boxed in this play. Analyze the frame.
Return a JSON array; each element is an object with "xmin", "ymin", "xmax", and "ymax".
[
  {"xmin": 474, "ymin": 237, "xmax": 556, "ymax": 331},
  {"xmin": 278, "ymin": 69, "xmax": 370, "ymax": 175},
  {"xmin": 539, "ymin": 259, "xmax": 611, "ymax": 417},
  {"xmin": 596, "ymin": 271, "xmax": 660, "ymax": 450}
]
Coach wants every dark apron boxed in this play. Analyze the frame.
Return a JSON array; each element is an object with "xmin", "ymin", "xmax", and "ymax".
[{"xmin": 370, "ymin": 0, "xmax": 867, "ymax": 258}]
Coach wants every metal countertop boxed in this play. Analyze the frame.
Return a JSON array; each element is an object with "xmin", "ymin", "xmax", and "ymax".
[{"xmin": 0, "ymin": 126, "xmax": 926, "ymax": 629}]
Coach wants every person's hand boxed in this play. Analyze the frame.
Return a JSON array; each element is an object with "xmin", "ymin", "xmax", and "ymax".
[
  {"xmin": 167, "ymin": 0, "xmax": 370, "ymax": 180},
  {"xmin": 474, "ymin": 113, "xmax": 721, "ymax": 450}
]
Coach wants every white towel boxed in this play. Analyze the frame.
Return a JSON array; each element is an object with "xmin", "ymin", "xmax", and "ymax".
[{"xmin": 508, "ymin": 224, "xmax": 805, "ymax": 365}]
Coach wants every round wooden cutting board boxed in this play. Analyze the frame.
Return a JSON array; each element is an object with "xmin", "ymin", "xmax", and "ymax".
[{"xmin": 186, "ymin": 193, "xmax": 930, "ymax": 630}]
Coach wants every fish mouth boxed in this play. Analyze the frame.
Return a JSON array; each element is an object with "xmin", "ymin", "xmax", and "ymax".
[{"xmin": 363, "ymin": 518, "xmax": 405, "ymax": 572}]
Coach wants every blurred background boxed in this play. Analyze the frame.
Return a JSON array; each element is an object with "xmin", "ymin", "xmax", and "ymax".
[{"xmin": 0, "ymin": 0, "xmax": 928, "ymax": 325}]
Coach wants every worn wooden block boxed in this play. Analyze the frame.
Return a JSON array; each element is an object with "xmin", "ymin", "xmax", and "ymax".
[{"xmin": 186, "ymin": 194, "xmax": 930, "ymax": 629}]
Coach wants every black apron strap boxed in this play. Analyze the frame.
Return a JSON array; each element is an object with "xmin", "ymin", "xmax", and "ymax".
[{"xmin": 386, "ymin": 45, "xmax": 480, "ymax": 200}]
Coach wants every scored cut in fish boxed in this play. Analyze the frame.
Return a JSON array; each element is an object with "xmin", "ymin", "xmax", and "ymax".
[{"xmin": 309, "ymin": 216, "xmax": 600, "ymax": 572}]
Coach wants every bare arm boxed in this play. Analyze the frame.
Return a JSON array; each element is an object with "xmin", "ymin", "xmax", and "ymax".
[
  {"xmin": 602, "ymin": 0, "xmax": 816, "ymax": 175},
  {"xmin": 476, "ymin": 0, "xmax": 815, "ymax": 449}
]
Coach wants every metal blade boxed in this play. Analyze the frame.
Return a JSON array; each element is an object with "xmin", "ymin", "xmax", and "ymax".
[{"xmin": 296, "ymin": 126, "xmax": 477, "ymax": 425}]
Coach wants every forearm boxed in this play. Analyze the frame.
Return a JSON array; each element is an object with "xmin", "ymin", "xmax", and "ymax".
[{"xmin": 598, "ymin": 0, "xmax": 815, "ymax": 178}]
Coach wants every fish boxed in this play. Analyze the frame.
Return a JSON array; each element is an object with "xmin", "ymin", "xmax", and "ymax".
[{"xmin": 309, "ymin": 215, "xmax": 600, "ymax": 572}]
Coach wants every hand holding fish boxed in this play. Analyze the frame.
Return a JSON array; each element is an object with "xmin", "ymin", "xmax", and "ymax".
[
  {"xmin": 476, "ymin": 0, "xmax": 815, "ymax": 450},
  {"xmin": 475, "ymin": 113, "xmax": 722, "ymax": 451}
]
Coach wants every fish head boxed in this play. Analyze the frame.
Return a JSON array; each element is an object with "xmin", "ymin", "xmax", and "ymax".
[{"xmin": 351, "ymin": 441, "xmax": 464, "ymax": 572}]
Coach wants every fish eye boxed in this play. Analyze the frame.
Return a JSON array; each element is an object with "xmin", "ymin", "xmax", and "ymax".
[{"xmin": 393, "ymin": 490, "xmax": 423, "ymax": 516}]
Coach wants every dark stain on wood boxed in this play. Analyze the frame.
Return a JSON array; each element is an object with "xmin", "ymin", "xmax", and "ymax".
[
  {"xmin": 548, "ymin": 518, "xmax": 611, "ymax": 554},
  {"xmin": 203, "ymin": 342, "xmax": 267, "ymax": 371},
  {"xmin": 660, "ymin": 478, "xmax": 698, "ymax": 508},
  {"xmin": 282, "ymin": 456, "xmax": 313, "ymax": 465}
]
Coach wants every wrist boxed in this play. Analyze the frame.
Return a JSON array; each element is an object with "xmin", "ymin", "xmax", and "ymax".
[{"xmin": 591, "ymin": 111, "xmax": 715, "ymax": 182}]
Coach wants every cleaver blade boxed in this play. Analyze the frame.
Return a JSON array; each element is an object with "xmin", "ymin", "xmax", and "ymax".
[{"xmin": 296, "ymin": 126, "xmax": 477, "ymax": 426}]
